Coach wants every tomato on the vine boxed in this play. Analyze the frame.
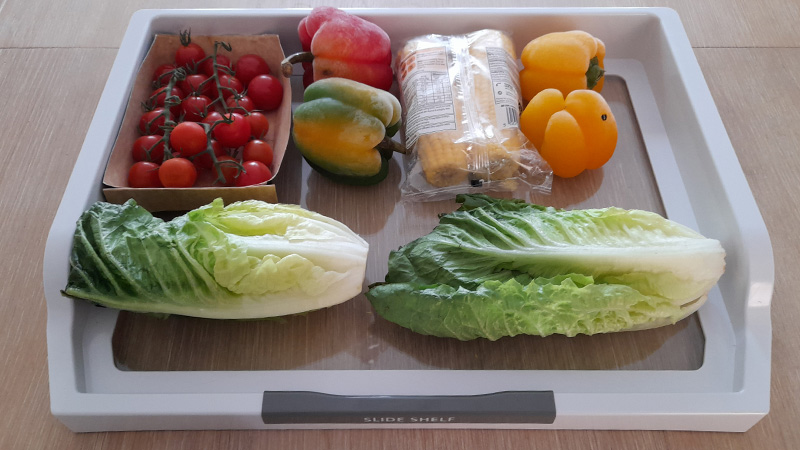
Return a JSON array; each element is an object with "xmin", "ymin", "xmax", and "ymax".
[
  {"xmin": 202, "ymin": 110, "xmax": 224, "ymax": 126},
  {"xmin": 128, "ymin": 161, "xmax": 162, "ymax": 188},
  {"xmin": 213, "ymin": 113, "xmax": 251, "ymax": 148},
  {"xmin": 139, "ymin": 108, "xmax": 166, "ymax": 135},
  {"xmin": 179, "ymin": 74, "xmax": 211, "ymax": 97},
  {"xmin": 169, "ymin": 122, "xmax": 208, "ymax": 157},
  {"xmin": 175, "ymin": 33, "xmax": 206, "ymax": 69},
  {"xmin": 199, "ymin": 54, "xmax": 231, "ymax": 78},
  {"xmin": 234, "ymin": 54, "xmax": 270, "ymax": 85},
  {"xmin": 193, "ymin": 139, "xmax": 226, "ymax": 169},
  {"xmin": 243, "ymin": 139, "xmax": 274, "ymax": 167},
  {"xmin": 159, "ymin": 157, "xmax": 197, "ymax": 187},
  {"xmin": 248, "ymin": 74, "xmax": 283, "ymax": 111},
  {"xmin": 137, "ymin": 42, "xmax": 285, "ymax": 190},
  {"xmin": 235, "ymin": 160, "xmax": 272, "ymax": 186},
  {"xmin": 211, "ymin": 74, "xmax": 244, "ymax": 101},
  {"xmin": 225, "ymin": 95, "xmax": 255, "ymax": 114},
  {"xmin": 132, "ymin": 135, "xmax": 165, "ymax": 163},
  {"xmin": 245, "ymin": 112, "xmax": 270, "ymax": 139},
  {"xmin": 152, "ymin": 64, "xmax": 176, "ymax": 86},
  {"xmin": 181, "ymin": 95, "xmax": 212, "ymax": 122},
  {"xmin": 150, "ymin": 85, "xmax": 184, "ymax": 107},
  {"xmin": 150, "ymin": 86, "xmax": 184, "ymax": 116}
]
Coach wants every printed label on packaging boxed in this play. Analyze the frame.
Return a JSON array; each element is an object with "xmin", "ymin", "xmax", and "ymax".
[
  {"xmin": 486, "ymin": 46, "xmax": 522, "ymax": 129},
  {"xmin": 398, "ymin": 47, "xmax": 458, "ymax": 147}
]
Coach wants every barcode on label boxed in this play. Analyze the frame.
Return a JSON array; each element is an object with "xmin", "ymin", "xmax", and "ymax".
[{"xmin": 505, "ymin": 106, "xmax": 518, "ymax": 126}]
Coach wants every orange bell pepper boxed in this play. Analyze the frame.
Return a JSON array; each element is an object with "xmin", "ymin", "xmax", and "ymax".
[
  {"xmin": 519, "ymin": 88, "xmax": 617, "ymax": 178},
  {"xmin": 519, "ymin": 31, "xmax": 606, "ymax": 104}
]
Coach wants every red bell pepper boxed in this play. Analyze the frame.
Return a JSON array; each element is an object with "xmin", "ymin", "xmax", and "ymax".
[{"xmin": 281, "ymin": 7, "xmax": 393, "ymax": 91}]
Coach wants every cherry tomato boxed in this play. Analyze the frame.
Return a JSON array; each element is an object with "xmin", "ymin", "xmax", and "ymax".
[
  {"xmin": 215, "ymin": 155, "xmax": 240, "ymax": 185},
  {"xmin": 132, "ymin": 135, "xmax": 165, "ymax": 163},
  {"xmin": 179, "ymin": 74, "xmax": 210, "ymax": 97},
  {"xmin": 152, "ymin": 64, "xmax": 176, "ymax": 86},
  {"xmin": 202, "ymin": 110, "xmax": 224, "ymax": 125},
  {"xmin": 159, "ymin": 157, "xmax": 197, "ymax": 187},
  {"xmin": 242, "ymin": 139, "xmax": 273, "ymax": 167},
  {"xmin": 150, "ymin": 86, "xmax": 184, "ymax": 116},
  {"xmin": 175, "ymin": 42, "xmax": 206, "ymax": 69},
  {"xmin": 211, "ymin": 74, "xmax": 244, "ymax": 101},
  {"xmin": 181, "ymin": 95, "xmax": 212, "ymax": 122},
  {"xmin": 169, "ymin": 122, "xmax": 208, "ymax": 157},
  {"xmin": 235, "ymin": 160, "xmax": 272, "ymax": 186},
  {"xmin": 248, "ymin": 74, "xmax": 283, "ymax": 111},
  {"xmin": 128, "ymin": 161, "xmax": 162, "ymax": 188},
  {"xmin": 139, "ymin": 108, "xmax": 166, "ymax": 135},
  {"xmin": 234, "ymin": 54, "xmax": 270, "ymax": 85},
  {"xmin": 150, "ymin": 86, "xmax": 184, "ymax": 107},
  {"xmin": 245, "ymin": 112, "xmax": 270, "ymax": 139},
  {"xmin": 193, "ymin": 139, "xmax": 226, "ymax": 169},
  {"xmin": 225, "ymin": 95, "xmax": 255, "ymax": 113},
  {"xmin": 199, "ymin": 54, "xmax": 231, "ymax": 78},
  {"xmin": 213, "ymin": 113, "xmax": 251, "ymax": 148}
]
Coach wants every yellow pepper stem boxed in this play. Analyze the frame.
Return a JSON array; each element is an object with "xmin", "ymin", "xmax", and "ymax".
[{"xmin": 586, "ymin": 57, "xmax": 605, "ymax": 90}]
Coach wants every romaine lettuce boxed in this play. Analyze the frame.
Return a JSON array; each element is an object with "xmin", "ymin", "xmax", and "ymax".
[
  {"xmin": 367, "ymin": 194, "xmax": 725, "ymax": 340},
  {"xmin": 64, "ymin": 198, "xmax": 369, "ymax": 319}
]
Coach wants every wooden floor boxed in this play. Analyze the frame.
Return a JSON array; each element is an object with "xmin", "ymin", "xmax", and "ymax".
[{"xmin": 2, "ymin": 1, "xmax": 799, "ymax": 449}]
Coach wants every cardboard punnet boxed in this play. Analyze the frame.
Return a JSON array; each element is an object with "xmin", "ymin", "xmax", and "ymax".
[{"xmin": 102, "ymin": 33, "xmax": 292, "ymax": 211}]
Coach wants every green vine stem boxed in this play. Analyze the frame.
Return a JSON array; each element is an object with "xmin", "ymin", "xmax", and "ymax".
[
  {"xmin": 152, "ymin": 68, "xmax": 186, "ymax": 161},
  {"xmin": 197, "ymin": 117, "xmax": 239, "ymax": 185},
  {"xmin": 210, "ymin": 41, "xmax": 233, "ymax": 115},
  {"xmin": 179, "ymin": 29, "xmax": 192, "ymax": 47}
]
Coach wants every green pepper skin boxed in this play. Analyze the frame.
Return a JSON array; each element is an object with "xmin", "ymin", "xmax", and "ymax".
[{"xmin": 303, "ymin": 156, "xmax": 391, "ymax": 186}]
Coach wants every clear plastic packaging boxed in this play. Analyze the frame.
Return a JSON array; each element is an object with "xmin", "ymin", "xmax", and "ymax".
[{"xmin": 395, "ymin": 29, "xmax": 552, "ymax": 201}]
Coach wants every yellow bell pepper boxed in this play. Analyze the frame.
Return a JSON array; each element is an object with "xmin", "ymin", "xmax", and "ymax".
[
  {"xmin": 519, "ymin": 31, "xmax": 606, "ymax": 104},
  {"xmin": 519, "ymin": 88, "xmax": 617, "ymax": 178}
]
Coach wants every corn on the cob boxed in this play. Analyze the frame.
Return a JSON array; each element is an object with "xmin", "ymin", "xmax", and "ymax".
[{"xmin": 397, "ymin": 30, "xmax": 523, "ymax": 188}]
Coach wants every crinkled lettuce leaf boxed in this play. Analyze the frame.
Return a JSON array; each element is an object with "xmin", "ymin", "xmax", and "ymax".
[
  {"xmin": 64, "ymin": 198, "xmax": 369, "ymax": 319},
  {"xmin": 367, "ymin": 194, "xmax": 725, "ymax": 340}
]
